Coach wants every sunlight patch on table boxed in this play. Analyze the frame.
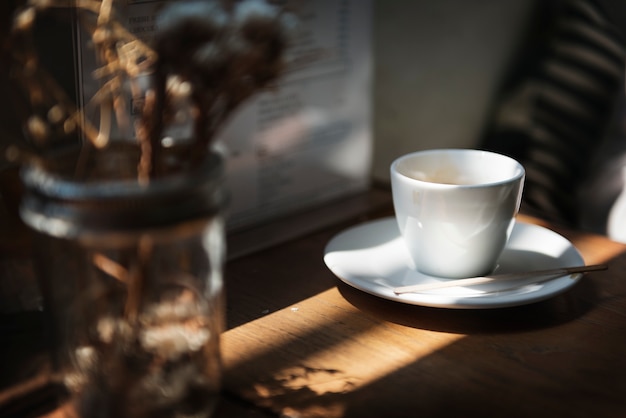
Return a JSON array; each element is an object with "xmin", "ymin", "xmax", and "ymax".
[{"xmin": 222, "ymin": 287, "xmax": 464, "ymax": 413}]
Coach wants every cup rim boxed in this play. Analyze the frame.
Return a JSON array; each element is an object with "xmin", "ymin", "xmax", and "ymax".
[{"xmin": 390, "ymin": 148, "xmax": 525, "ymax": 189}]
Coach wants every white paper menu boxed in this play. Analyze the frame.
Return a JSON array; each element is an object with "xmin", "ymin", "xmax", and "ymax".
[{"xmin": 76, "ymin": 0, "xmax": 373, "ymax": 231}]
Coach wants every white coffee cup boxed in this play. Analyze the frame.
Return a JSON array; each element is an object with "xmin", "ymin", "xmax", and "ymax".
[{"xmin": 390, "ymin": 149, "xmax": 525, "ymax": 278}]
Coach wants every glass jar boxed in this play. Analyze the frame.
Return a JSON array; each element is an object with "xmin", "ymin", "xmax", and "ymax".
[{"xmin": 19, "ymin": 146, "xmax": 227, "ymax": 418}]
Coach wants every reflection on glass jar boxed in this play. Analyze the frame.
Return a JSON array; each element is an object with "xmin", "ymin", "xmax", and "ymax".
[{"xmin": 20, "ymin": 147, "xmax": 227, "ymax": 418}]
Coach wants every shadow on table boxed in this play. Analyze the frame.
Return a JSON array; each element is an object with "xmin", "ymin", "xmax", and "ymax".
[
  {"xmin": 336, "ymin": 263, "xmax": 626, "ymax": 417},
  {"xmin": 336, "ymin": 278, "xmax": 597, "ymax": 335},
  {"xmin": 225, "ymin": 212, "xmax": 394, "ymax": 330},
  {"xmin": 336, "ymin": 319, "xmax": 626, "ymax": 418},
  {"xmin": 337, "ymin": 240, "xmax": 626, "ymax": 335},
  {"xmin": 224, "ymin": 249, "xmax": 626, "ymax": 418}
]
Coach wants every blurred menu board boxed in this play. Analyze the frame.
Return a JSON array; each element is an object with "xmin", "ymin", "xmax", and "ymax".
[{"xmin": 76, "ymin": 0, "xmax": 373, "ymax": 231}]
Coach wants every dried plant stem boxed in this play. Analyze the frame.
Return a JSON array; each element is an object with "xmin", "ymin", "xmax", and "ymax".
[
  {"xmin": 92, "ymin": 252, "xmax": 129, "ymax": 283},
  {"xmin": 97, "ymin": 95, "xmax": 112, "ymax": 148},
  {"xmin": 15, "ymin": 0, "xmax": 156, "ymax": 170},
  {"xmin": 10, "ymin": 0, "xmax": 291, "ymax": 183},
  {"xmin": 96, "ymin": 0, "xmax": 113, "ymax": 25},
  {"xmin": 124, "ymin": 237, "xmax": 153, "ymax": 323},
  {"xmin": 137, "ymin": 89, "xmax": 156, "ymax": 183}
]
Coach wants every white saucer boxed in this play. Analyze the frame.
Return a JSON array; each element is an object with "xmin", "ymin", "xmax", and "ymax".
[{"xmin": 323, "ymin": 217, "xmax": 585, "ymax": 309}]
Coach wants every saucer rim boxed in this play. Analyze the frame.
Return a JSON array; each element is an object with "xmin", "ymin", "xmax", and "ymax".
[{"xmin": 323, "ymin": 217, "xmax": 584, "ymax": 309}]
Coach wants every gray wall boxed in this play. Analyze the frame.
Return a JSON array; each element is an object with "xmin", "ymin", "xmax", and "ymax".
[{"xmin": 372, "ymin": 0, "xmax": 537, "ymax": 181}]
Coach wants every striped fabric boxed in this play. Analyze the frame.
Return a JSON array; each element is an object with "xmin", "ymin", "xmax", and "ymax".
[{"xmin": 482, "ymin": 0, "xmax": 625, "ymax": 226}]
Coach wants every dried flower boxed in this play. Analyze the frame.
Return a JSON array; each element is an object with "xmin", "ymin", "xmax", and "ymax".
[
  {"xmin": 146, "ymin": 0, "xmax": 295, "ymax": 172},
  {"xmin": 6, "ymin": 0, "xmax": 294, "ymax": 181}
]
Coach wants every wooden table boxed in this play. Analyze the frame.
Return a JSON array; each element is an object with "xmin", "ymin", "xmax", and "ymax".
[
  {"xmin": 220, "ymin": 189, "xmax": 626, "ymax": 418},
  {"xmin": 4, "ymin": 188, "xmax": 626, "ymax": 417}
]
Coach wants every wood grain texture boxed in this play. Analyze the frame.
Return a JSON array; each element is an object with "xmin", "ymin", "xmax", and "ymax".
[
  {"xmin": 222, "ymin": 194, "xmax": 626, "ymax": 418},
  {"xmin": 9, "ymin": 189, "xmax": 626, "ymax": 417}
]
